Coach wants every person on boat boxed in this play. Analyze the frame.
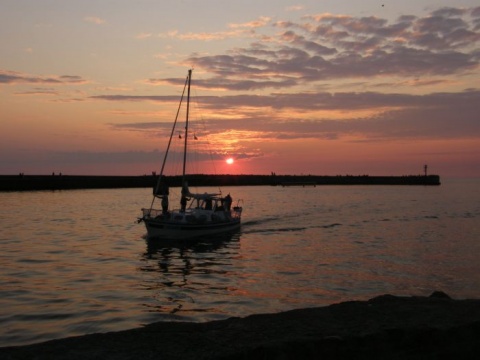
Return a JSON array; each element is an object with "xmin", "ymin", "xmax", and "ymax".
[
  {"xmin": 180, "ymin": 195, "xmax": 187, "ymax": 212},
  {"xmin": 224, "ymin": 193, "xmax": 232, "ymax": 211},
  {"xmin": 161, "ymin": 195, "xmax": 169, "ymax": 215},
  {"xmin": 156, "ymin": 177, "xmax": 169, "ymax": 197},
  {"xmin": 205, "ymin": 197, "xmax": 213, "ymax": 210}
]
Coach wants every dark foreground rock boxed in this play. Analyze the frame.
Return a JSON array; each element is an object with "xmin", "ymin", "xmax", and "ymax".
[{"xmin": 2, "ymin": 293, "xmax": 480, "ymax": 359}]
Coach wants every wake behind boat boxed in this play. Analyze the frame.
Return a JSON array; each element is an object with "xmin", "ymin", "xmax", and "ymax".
[{"xmin": 139, "ymin": 69, "xmax": 243, "ymax": 240}]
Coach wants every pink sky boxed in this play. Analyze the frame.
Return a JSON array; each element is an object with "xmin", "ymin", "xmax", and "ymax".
[{"xmin": 1, "ymin": 1, "xmax": 479, "ymax": 177}]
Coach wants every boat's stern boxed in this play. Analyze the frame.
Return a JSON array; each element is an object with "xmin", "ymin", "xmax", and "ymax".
[{"xmin": 231, "ymin": 206, "xmax": 242, "ymax": 220}]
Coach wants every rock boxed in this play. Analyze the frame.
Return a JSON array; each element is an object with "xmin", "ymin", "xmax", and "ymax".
[{"xmin": 429, "ymin": 290, "xmax": 451, "ymax": 299}]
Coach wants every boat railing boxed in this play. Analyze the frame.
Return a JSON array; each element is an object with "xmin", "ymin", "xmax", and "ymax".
[
  {"xmin": 231, "ymin": 206, "xmax": 242, "ymax": 219},
  {"xmin": 143, "ymin": 205, "xmax": 242, "ymax": 221},
  {"xmin": 142, "ymin": 208, "xmax": 162, "ymax": 217}
]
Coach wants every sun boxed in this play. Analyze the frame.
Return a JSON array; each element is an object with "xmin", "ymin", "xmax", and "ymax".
[{"xmin": 226, "ymin": 157, "xmax": 234, "ymax": 165}]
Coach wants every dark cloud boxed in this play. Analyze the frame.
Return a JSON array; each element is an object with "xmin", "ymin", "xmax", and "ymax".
[
  {"xmin": 58, "ymin": 75, "xmax": 85, "ymax": 83},
  {"xmin": 111, "ymin": 122, "xmax": 171, "ymax": 130},
  {"xmin": 123, "ymin": 7, "xmax": 480, "ymax": 93},
  {"xmin": 431, "ymin": 7, "xmax": 467, "ymax": 18},
  {"xmin": 104, "ymin": 88, "xmax": 475, "ymax": 114},
  {"xmin": 105, "ymin": 89, "xmax": 480, "ymax": 142},
  {"xmin": 90, "ymin": 95, "xmax": 179, "ymax": 102},
  {"xmin": 14, "ymin": 87, "xmax": 59, "ymax": 95},
  {"xmin": 169, "ymin": 6, "xmax": 480, "ymax": 90},
  {"xmin": 188, "ymin": 77, "xmax": 297, "ymax": 91},
  {"xmin": 0, "ymin": 70, "xmax": 87, "ymax": 85}
]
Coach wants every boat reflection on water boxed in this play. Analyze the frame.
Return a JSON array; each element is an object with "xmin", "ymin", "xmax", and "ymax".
[
  {"xmin": 139, "ymin": 230, "xmax": 242, "ymax": 318},
  {"xmin": 143, "ymin": 229, "xmax": 241, "ymax": 256}
]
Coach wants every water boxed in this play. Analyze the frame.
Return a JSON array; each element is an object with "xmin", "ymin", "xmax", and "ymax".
[{"xmin": 1, "ymin": 179, "xmax": 479, "ymax": 347}]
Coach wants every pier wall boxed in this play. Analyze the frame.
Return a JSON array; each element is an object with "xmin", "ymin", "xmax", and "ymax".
[{"xmin": 0, "ymin": 174, "xmax": 440, "ymax": 191}]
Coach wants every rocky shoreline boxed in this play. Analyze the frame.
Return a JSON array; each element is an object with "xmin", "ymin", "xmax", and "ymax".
[{"xmin": 2, "ymin": 292, "xmax": 479, "ymax": 359}]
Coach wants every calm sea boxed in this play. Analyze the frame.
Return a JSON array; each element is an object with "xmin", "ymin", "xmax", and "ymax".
[{"xmin": 1, "ymin": 179, "xmax": 479, "ymax": 347}]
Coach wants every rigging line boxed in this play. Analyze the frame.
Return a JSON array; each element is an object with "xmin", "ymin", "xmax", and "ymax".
[
  {"xmin": 188, "ymin": 91, "xmax": 203, "ymax": 179},
  {"xmin": 202, "ymin": 121, "xmax": 218, "ymax": 174},
  {"xmin": 189, "ymin": 86, "xmax": 219, "ymax": 178},
  {"xmin": 150, "ymin": 72, "xmax": 190, "ymax": 212}
]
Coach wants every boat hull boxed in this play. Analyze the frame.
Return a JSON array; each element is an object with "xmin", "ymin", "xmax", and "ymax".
[{"xmin": 144, "ymin": 217, "xmax": 241, "ymax": 240}]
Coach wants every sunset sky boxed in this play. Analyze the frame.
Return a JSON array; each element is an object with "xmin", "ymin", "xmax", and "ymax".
[{"xmin": 1, "ymin": 0, "xmax": 479, "ymax": 177}]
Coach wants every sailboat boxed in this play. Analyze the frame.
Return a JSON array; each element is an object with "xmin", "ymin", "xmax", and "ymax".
[{"xmin": 139, "ymin": 69, "xmax": 243, "ymax": 240}]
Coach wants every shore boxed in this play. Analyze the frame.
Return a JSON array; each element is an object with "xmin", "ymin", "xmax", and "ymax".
[
  {"xmin": 0, "ymin": 174, "xmax": 441, "ymax": 191},
  {"xmin": 2, "ymin": 292, "xmax": 479, "ymax": 359}
]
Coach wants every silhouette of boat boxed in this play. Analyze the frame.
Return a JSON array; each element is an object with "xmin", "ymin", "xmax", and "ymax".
[{"xmin": 139, "ymin": 70, "xmax": 243, "ymax": 240}]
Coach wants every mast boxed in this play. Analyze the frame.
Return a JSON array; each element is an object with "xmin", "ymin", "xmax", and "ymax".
[
  {"xmin": 149, "ymin": 71, "xmax": 189, "ymax": 213},
  {"xmin": 181, "ymin": 69, "xmax": 192, "ymax": 191}
]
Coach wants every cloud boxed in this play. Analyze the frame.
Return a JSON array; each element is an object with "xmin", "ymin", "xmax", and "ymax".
[
  {"xmin": 97, "ymin": 87, "xmax": 479, "ymax": 111},
  {"xmin": 166, "ymin": 7, "xmax": 480, "ymax": 90},
  {"xmin": 209, "ymin": 91, "xmax": 480, "ymax": 141},
  {"xmin": 83, "ymin": 16, "xmax": 106, "ymax": 25},
  {"xmin": 0, "ymin": 70, "xmax": 88, "ymax": 85},
  {"xmin": 14, "ymin": 88, "xmax": 59, "ymax": 96},
  {"xmin": 101, "ymin": 89, "xmax": 480, "ymax": 142},
  {"xmin": 90, "ymin": 94, "xmax": 179, "ymax": 102},
  {"xmin": 228, "ymin": 16, "xmax": 271, "ymax": 29},
  {"xmin": 89, "ymin": 6, "xmax": 480, "ymax": 148},
  {"xmin": 157, "ymin": 16, "xmax": 271, "ymax": 41},
  {"xmin": 146, "ymin": 74, "xmax": 297, "ymax": 91},
  {"xmin": 158, "ymin": 29, "xmax": 255, "ymax": 41}
]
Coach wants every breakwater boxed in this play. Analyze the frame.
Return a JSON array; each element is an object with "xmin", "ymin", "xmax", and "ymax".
[{"xmin": 0, "ymin": 174, "xmax": 440, "ymax": 191}]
